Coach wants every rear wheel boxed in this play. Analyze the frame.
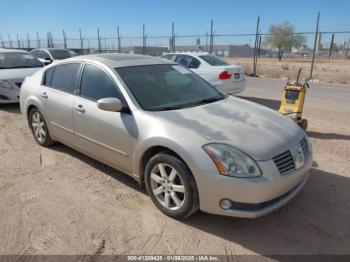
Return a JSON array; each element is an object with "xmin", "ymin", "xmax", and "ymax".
[
  {"xmin": 145, "ymin": 153, "xmax": 199, "ymax": 219},
  {"xmin": 29, "ymin": 108, "xmax": 54, "ymax": 146}
]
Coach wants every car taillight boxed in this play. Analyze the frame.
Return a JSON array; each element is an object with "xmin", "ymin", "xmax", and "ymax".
[{"xmin": 219, "ymin": 71, "xmax": 232, "ymax": 80}]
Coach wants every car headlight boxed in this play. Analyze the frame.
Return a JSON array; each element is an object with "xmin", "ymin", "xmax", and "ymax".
[
  {"xmin": 203, "ymin": 143, "xmax": 262, "ymax": 178},
  {"xmin": 0, "ymin": 80, "xmax": 12, "ymax": 89}
]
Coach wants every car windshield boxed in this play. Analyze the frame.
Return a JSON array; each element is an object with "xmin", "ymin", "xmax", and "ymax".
[
  {"xmin": 0, "ymin": 52, "xmax": 43, "ymax": 69},
  {"xmin": 199, "ymin": 55, "xmax": 230, "ymax": 66},
  {"xmin": 49, "ymin": 49, "xmax": 72, "ymax": 59},
  {"xmin": 116, "ymin": 64, "xmax": 225, "ymax": 111}
]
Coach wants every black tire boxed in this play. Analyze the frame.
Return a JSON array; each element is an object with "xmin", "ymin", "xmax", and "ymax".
[
  {"xmin": 29, "ymin": 108, "xmax": 55, "ymax": 147},
  {"xmin": 144, "ymin": 153, "xmax": 199, "ymax": 219}
]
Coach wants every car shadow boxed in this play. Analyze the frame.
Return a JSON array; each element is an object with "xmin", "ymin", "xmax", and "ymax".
[
  {"xmin": 0, "ymin": 103, "xmax": 21, "ymax": 114},
  {"xmin": 307, "ymin": 131, "xmax": 350, "ymax": 141},
  {"xmin": 238, "ymin": 96, "xmax": 281, "ymax": 111},
  {"xmin": 182, "ymin": 168, "xmax": 350, "ymax": 255}
]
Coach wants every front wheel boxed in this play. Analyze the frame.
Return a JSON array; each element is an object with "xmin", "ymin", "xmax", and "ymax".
[{"xmin": 145, "ymin": 153, "xmax": 199, "ymax": 219}]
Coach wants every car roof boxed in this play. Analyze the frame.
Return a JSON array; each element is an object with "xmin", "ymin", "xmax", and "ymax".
[
  {"xmin": 0, "ymin": 48, "xmax": 29, "ymax": 53},
  {"xmin": 66, "ymin": 53, "xmax": 176, "ymax": 68}
]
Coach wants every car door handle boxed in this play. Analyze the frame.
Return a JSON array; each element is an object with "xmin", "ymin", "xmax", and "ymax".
[
  {"xmin": 41, "ymin": 92, "xmax": 48, "ymax": 99},
  {"xmin": 75, "ymin": 104, "xmax": 85, "ymax": 113}
]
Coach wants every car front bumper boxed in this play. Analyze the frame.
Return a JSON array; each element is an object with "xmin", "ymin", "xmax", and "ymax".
[
  {"xmin": 0, "ymin": 87, "xmax": 20, "ymax": 104},
  {"xmin": 193, "ymin": 150, "xmax": 312, "ymax": 218}
]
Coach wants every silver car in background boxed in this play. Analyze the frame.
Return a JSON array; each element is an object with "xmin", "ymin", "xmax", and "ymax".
[
  {"xmin": 31, "ymin": 48, "xmax": 77, "ymax": 65},
  {"xmin": 20, "ymin": 54, "xmax": 312, "ymax": 219},
  {"xmin": 0, "ymin": 48, "xmax": 43, "ymax": 104}
]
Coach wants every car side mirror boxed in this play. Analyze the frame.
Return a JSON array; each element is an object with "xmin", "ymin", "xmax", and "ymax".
[
  {"xmin": 97, "ymin": 97, "xmax": 124, "ymax": 112},
  {"xmin": 39, "ymin": 58, "xmax": 52, "ymax": 65}
]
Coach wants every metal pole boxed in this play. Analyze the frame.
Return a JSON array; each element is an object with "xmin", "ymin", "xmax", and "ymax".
[
  {"xmin": 79, "ymin": 28, "xmax": 83, "ymax": 54},
  {"xmin": 36, "ymin": 32, "xmax": 40, "ymax": 48},
  {"xmin": 329, "ymin": 33, "xmax": 334, "ymax": 59},
  {"xmin": 209, "ymin": 19, "xmax": 214, "ymax": 53},
  {"xmin": 143, "ymin": 24, "xmax": 146, "ymax": 55},
  {"xmin": 63, "ymin": 30, "xmax": 67, "ymax": 49},
  {"xmin": 171, "ymin": 22, "xmax": 175, "ymax": 53},
  {"xmin": 346, "ymin": 38, "xmax": 350, "ymax": 59},
  {"xmin": 97, "ymin": 28, "xmax": 101, "ymax": 52},
  {"xmin": 253, "ymin": 16, "xmax": 260, "ymax": 77},
  {"xmin": 117, "ymin": 26, "xmax": 121, "ymax": 53},
  {"xmin": 8, "ymin": 35, "xmax": 12, "ymax": 48},
  {"xmin": 310, "ymin": 12, "xmax": 320, "ymax": 79},
  {"xmin": 27, "ymin": 33, "xmax": 30, "ymax": 50},
  {"xmin": 289, "ymin": 33, "xmax": 293, "ymax": 53},
  {"xmin": 258, "ymin": 35, "xmax": 262, "ymax": 58},
  {"xmin": 205, "ymin": 31, "xmax": 208, "ymax": 52},
  {"xmin": 17, "ymin": 34, "xmax": 21, "ymax": 49}
]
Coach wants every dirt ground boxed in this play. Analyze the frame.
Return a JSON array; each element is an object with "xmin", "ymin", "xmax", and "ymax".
[
  {"xmin": 0, "ymin": 77, "xmax": 350, "ymax": 256},
  {"xmin": 226, "ymin": 57, "xmax": 350, "ymax": 85}
]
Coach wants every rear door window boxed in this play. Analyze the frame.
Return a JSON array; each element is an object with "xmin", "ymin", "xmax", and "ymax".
[
  {"xmin": 43, "ymin": 68, "xmax": 54, "ymax": 86},
  {"xmin": 50, "ymin": 63, "xmax": 81, "ymax": 94}
]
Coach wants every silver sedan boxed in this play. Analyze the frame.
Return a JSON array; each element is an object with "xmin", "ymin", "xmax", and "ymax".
[{"xmin": 20, "ymin": 54, "xmax": 312, "ymax": 219}]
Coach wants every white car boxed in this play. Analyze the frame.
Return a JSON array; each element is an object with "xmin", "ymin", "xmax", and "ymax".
[
  {"xmin": 0, "ymin": 48, "xmax": 43, "ymax": 104},
  {"xmin": 161, "ymin": 53, "xmax": 245, "ymax": 94},
  {"xmin": 30, "ymin": 48, "xmax": 76, "ymax": 65}
]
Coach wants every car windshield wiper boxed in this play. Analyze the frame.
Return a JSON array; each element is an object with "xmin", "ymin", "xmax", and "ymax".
[
  {"xmin": 193, "ymin": 95, "xmax": 225, "ymax": 105},
  {"xmin": 149, "ymin": 96, "xmax": 225, "ymax": 111}
]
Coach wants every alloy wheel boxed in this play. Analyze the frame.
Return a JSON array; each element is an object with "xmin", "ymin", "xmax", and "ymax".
[
  {"xmin": 31, "ymin": 112, "xmax": 47, "ymax": 143},
  {"xmin": 150, "ymin": 163, "xmax": 185, "ymax": 210}
]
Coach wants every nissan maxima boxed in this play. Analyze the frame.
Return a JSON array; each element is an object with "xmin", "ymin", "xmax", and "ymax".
[{"xmin": 20, "ymin": 54, "xmax": 312, "ymax": 219}]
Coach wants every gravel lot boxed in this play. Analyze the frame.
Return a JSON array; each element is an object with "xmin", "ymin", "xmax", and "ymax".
[{"xmin": 0, "ymin": 77, "xmax": 349, "ymax": 256}]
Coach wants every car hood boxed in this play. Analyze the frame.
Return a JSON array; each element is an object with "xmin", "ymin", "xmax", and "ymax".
[
  {"xmin": 153, "ymin": 96, "xmax": 304, "ymax": 161},
  {"xmin": 0, "ymin": 68, "xmax": 42, "ymax": 81}
]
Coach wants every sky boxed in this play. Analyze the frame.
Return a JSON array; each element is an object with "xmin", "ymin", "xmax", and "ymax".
[{"xmin": 0, "ymin": 0, "xmax": 349, "ymax": 47}]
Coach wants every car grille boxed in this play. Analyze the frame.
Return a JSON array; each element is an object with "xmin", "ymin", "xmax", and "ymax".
[
  {"xmin": 273, "ymin": 150, "xmax": 295, "ymax": 174},
  {"xmin": 299, "ymin": 137, "xmax": 309, "ymax": 155},
  {"xmin": 273, "ymin": 137, "xmax": 309, "ymax": 175}
]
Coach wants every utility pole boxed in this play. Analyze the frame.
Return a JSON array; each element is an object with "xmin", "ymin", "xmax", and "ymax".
[
  {"xmin": 209, "ymin": 19, "xmax": 214, "ymax": 54},
  {"xmin": 36, "ymin": 32, "xmax": 41, "ymax": 48},
  {"xmin": 329, "ymin": 33, "xmax": 334, "ymax": 59},
  {"xmin": 117, "ymin": 26, "xmax": 121, "ymax": 53},
  {"xmin": 79, "ymin": 28, "xmax": 83, "ymax": 54},
  {"xmin": 63, "ymin": 30, "xmax": 67, "ymax": 49},
  {"xmin": 142, "ymin": 24, "xmax": 146, "ymax": 55},
  {"xmin": 310, "ymin": 12, "xmax": 320, "ymax": 80},
  {"xmin": 252, "ymin": 16, "xmax": 260, "ymax": 77}
]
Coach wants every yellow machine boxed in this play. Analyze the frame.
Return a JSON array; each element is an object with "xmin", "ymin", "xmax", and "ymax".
[{"xmin": 279, "ymin": 68, "xmax": 310, "ymax": 130}]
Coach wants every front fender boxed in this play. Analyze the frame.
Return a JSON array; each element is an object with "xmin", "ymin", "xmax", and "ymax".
[{"xmin": 132, "ymin": 136, "xmax": 201, "ymax": 182}]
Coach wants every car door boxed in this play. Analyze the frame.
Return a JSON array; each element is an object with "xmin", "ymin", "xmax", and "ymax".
[
  {"xmin": 73, "ymin": 63, "xmax": 133, "ymax": 174},
  {"xmin": 40, "ymin": 63, "xmax": 81, "ymax": 145}
]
